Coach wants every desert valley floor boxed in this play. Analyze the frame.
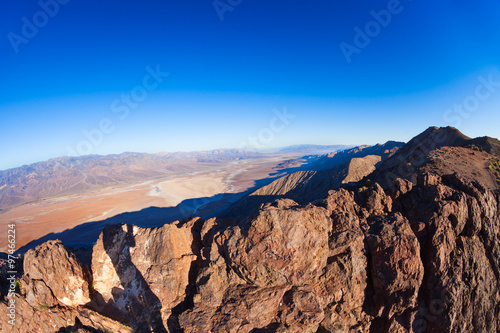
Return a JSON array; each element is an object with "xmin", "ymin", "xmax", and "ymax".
[{"xmin": 0, "ymin": 155, "xmax": 300, "ymax": 252}]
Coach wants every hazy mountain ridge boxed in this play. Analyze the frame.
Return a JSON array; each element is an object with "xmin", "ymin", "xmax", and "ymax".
[
  {"xmin": 0, "ymin": 149, "xmax": 262, "ymax": 209},
  {"xmin": 278, "ymin": 144, "xmax": 354, "ymax": 154}
]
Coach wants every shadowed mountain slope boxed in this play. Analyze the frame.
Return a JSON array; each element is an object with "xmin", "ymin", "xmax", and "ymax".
[
  {"xmin": 221, "ymin": 141, "xmax": 404, "ymax": 219},
  {"xmin": 309, "ymin": 140, "xmax": 403, "ymax": 171},
  {"xmin": 222, "ymin": 154, "xmax": 383, "ymax": 219}
]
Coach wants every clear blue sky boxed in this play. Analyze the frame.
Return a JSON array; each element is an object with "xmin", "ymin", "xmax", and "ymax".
[{"xmin": 1, "ymin": 0, "xmax": 499, "ymax": 170}]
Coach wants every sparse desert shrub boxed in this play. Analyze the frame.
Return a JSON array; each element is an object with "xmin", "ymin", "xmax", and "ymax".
[
  {"xmin": 489, "ymin": 160, "xmax": 500, "ymax": 187},
  {"xmin": 358, "ymin": 186, "xmax": 368, "ymax": 193},
  {"xmin": 14, "ymin": 280, "xmax": 21, "ymax": 289},
  {"xmin": 38, "ymin": 304, "xmax": 50, "ymax": 311}
]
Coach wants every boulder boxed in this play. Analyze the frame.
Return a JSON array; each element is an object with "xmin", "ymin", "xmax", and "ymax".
[{"xmin": 23, "ymin": 240, "xmax": 90, "ymax": 307}]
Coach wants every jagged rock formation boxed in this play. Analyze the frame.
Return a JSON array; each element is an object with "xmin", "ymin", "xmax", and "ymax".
[
  {"xmin": 1, "ymin": 127, "xmax": 499, "ymax": 332},
  {"xmin": 91, "ymin": 221, "xmax": 202, "ymax": 331},
  {"xmin": 1, "ymin": 240, "xmax": 131, "ymax": 332}
]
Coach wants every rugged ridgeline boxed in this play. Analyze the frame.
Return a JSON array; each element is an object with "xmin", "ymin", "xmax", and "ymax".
[
  {"xmin": 1, "ymin": 127, "xmax": 500, "ymax": 332},
  {"xmin": 369, "ymin": 126, "xmax": 500, "ymax": 190},
  {"xmin": 308, "ymin": 140, "xmax": 403, "ymax": 171},
  {"xmin": 222, "ymin": 140, "xmax": 404, "ymax": 219},
  {"xmin": 222, "ymin": 155, "xmax": 383, "ymax": 220}
]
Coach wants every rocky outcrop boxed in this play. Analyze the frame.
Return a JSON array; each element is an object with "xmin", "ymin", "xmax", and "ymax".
[
  {"xmin": 91, "ymin": 219, "xmax": 203, "ymax": 332},
  {"xmin": 404, "ymin": 173, "xmax": 500, "ymax": 332},
  {"xmin": 3, "ymin": 174, "xmax": 499, "ymax": 332},
  {"xmin": 179, "ymin": 200, "xmax": 333, "ymax": 332},
  {"xmin": 342, "ymin": 155, "xmax": 382, "ymax": 184},
  {"xmin": 221, "ymin": 200, "xmax": 331, "ymax": 287},
  {"xmin": 0, "ymin": 293, "xmax": 133, "ymax": 333},
  {"xmin": 366, "ymin": 213, "xmax": 424, "ymax": 319},
  {"xmin": 23, "ymin": 240, "xmax": 90, "ymax": 308},
  {"xmin": 1, "ymin": 127, "xmax": 500, "ymax": 332},
  {"xmin": 0, "ymin": 240, "xmax": 131, "ymax": 333},
  {"xmin": 317, "ymin": 189, "xmax": 371, "ymax": 332}
]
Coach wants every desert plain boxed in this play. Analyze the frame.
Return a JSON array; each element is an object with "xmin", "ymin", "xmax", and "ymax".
[{"xmin": 0, "ymin": 155, "xmax": 301, "ymax": 252}]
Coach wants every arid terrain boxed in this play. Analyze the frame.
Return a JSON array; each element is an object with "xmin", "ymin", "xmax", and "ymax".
[
  {"xmin": 0, "ymin": 154, "xmax": 306, "ymax": 252},
  {"xmin": 2, "ymin": 127, "xmax": 500, "ymax": 332}
]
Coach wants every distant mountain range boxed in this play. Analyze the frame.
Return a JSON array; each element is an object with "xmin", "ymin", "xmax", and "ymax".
[
  {"xmin": 0, "ymin": 144, "xmax": 357, "ymax": 210},
  {"xmin": 309, "ymin": 140, "xmax": 403, "ymax": 171},
  {"xmin": 0, "ymin": 149, "xmax": 261, "ymax": 209},
  {"xmin": 278, "ymin": 144, "xmax": 354, "ymax": 154}
]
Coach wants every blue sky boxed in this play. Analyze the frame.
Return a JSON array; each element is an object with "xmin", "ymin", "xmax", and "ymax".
[{"xmin": 1, "ymin": 0, "xmax": 499, "ymax": 170}]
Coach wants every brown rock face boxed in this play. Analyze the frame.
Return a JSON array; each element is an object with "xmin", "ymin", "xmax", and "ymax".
[
  {"xmin": 366, "ymin": 213, "xmax": 424, "ymax": 318},
  {"xmin": 23, "ymin": 240, "xmax": 90, "ymax": 307},
  {"xmin": 0, "ymin": 293, "xmax": 132, "ymax": 333},
  {"xmin": 316, "ymin": 189, "xmax": 370, "ymax": 332},
  {"xmin": 25, "ymin": 279, "xmax": 58, "ymax": 309},
  {"xmin": 363, "ymin": 183, "xmax": 393, "ymax": 215},
  {"xmin": 221, "ymin": 200, "xmax": 331, "ymax": 287},
  {"xmin": 179, "ymin": 200, "xmax": 332, "ymax": 332},
  {"xmin": 91, "ymin": 219, "xmax": 202, "ymax": 331},
  {"xmin": 407, "ymin": 173, "xmax": 500, "ymax": 333},
  {"xmin": 0, "ymin": 240, "xmax": 131, "ymax": 333},
  {"xmin": 279, "ymin": 286, "xmax": 325, "ymax": 333}
]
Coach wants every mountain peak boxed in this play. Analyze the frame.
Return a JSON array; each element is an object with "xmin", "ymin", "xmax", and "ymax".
[
  {"xmin": 370, "ymin": 126, "xmax": 499, "ymax": 189},
  {"xmin": 410, "ymin": 126, "xmax": 470, "ymax": 148}
]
